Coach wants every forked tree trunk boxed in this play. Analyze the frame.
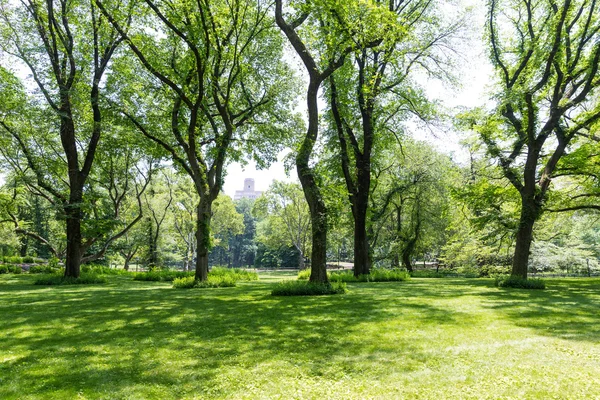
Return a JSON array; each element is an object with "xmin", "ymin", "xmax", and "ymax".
[{"xmin": 195, "ymin": 199, "xmax": 211, "ymax": 281}]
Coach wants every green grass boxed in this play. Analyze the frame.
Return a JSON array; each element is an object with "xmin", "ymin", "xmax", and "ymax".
[
  {"xmin": 1, "ymin": 274, "xmax": 600, "ymax": 399},
  {"xmin": 271, "ymin": 280, "xmax": 347, "ymax": 296}
]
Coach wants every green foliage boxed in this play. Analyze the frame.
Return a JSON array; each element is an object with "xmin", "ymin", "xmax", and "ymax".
[
  {"xmin": 271, "ymin": 281, "xmax": 347, "ymax": 296},
  {"xmin": 330, "ymin": 268, "xmax": 410, "ymax": 282},
  {"xmin": 495, "ymin": 276, "xmax": 546, "ymax": 290},
  {"xmin": 297, "ymin": 269, "xmax": 311, "ymax": 280},
  {"xmin": 28, "ymin": 265, "xmax": 57, "ymax": 274},
  {"xmin": 172, "ymin": 275, "xmax": 237, "ymax": 289},
  {"xmin": 209, "ymin": 267, "xmax": 258, "ymax": 282},
  {"xmin": 0, "ymin": 265, "xmax": 7, "ymax": 274},
  {"xmin": 172, "ymin": 276, "xmax": 197, "ymax": 289},
  {"xmin": 81, "ymin": 264, "xmax": 130, "ymax": 276},
  {"xmin": 34, "ymin": 274, "xmax": 107, "ymax": 286},
  {"xmin": 133, "ymin": 270, "xmax": 193, "ymax": 282}
]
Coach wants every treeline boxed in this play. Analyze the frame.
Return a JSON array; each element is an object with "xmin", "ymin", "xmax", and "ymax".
[{"xmin": 0, "ymin": 0, "xmax": 599, "ymax": 282}]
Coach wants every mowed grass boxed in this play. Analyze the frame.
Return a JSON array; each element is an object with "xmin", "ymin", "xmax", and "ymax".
[{"xmin": 1, "ymin": 273, "xmax": 600, "ymax": 399}]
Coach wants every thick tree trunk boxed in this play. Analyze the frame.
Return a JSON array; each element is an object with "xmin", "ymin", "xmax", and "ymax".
[
  {"xmin": 64, "ymin": 200, "xmax": 82, "ymax": 278},
  {"xmin": 353, "ymin": 204, "xmax": 371, "ymax": 276},
  {"xmin": 511, "ymin": 198, "xmax": 538, "ymax": 279},
  {"xmin": 195, "ymin": 199, "xmax": 211, "ymax": 281}
]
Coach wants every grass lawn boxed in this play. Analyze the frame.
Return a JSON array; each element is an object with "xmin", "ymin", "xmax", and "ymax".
[{"xmin": 1, "ymin": 273, "xmax": 599, "ymax": 399}]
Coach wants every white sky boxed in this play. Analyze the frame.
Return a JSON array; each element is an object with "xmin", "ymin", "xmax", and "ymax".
[{"xmin": 223, "ymin": 0, "xmax": 493, "ymax": 198}]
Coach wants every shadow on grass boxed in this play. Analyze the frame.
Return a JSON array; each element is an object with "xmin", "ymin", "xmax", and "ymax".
[
  {"xmin": 478, "ymin": 278, "xmax": 600, "ymax": 343},
  {"xmin": 0, "ymin": 275, "xmax": 462, "ymax": 399}
]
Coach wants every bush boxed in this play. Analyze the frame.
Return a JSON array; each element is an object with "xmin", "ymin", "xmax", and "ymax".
[
  {"xmin": 210, "ymin": 267, "xmax": 258, "ymax": 282},
  {"xmin": 134, "ymin": 270, "xmax": 192, "ymax": 282},
  {"xmin": 495, "ymin": 275, "xmax": 546, "ymax": 290},
  {"xmin": 173, "ymin": 276, "xmax": 197, "ymax": 289},
  {"xmin": 22, "ymin": 256, "xmax": 35, "ymax": 264},
  {"xmin": 28, "ymin": 265, "xmax": 55, "ymax": 274},
  {"xmin": 34, "ymin": 273, "xmax": 107, "ymax": 285},
  {"xmin": 271, "ymin": 281, "xmax": 347, "ymax": 296},
  {"xmin": 82, "ymin": 264, "xmax": 129, "ymax": 275},
  {"xmin": 172, "ymin": 274, "xmax": 237, "ymax": 289},
  {"xmin": 297, "ymin": 269, "xmax": 311, "ymax": 280},
  {"xmin": 330, "ymin": 268, "xmax": 410, "ymax": 283},
  {"xmin": 4, "ymin": 256, "xmax": 22, "ymax": 264},
  {"xmin": 0, "ymin": 265, "xmax": 8, "ymax": 274},
  {"xmin": 7, "ymin": 264, "xmax": 22, "ymax": 274}
]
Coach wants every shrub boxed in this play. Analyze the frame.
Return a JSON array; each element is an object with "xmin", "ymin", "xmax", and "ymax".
[
  {"xmin": 479, "ymin": 265, "xmax": 511, "ymax": 277},
  {"xmin": 330, "ymin": 268, "xmax": 410, "ymax": 283},
  {"xmin": 34, "ymin": 273, "xmax": 107, "ymax": 285},
  {"xmin": 8, "ymin": 265, "xmax": 22, "ymax": 274},
  {"xmin": 82, "ymin": 264, "xmax": 129, "ymax": 275},
  {"xmin": 297, "ymin": 269, "xmax": 312, "ymax": 280},
  {"xmin": 133, "ymin": 270, "xmax": 192, "ymax": 282},
  {"xmin": 210, "ymin": 267, "xmax": 258, "ymax": 282},
  {"xmin": 172, "ymin": 274, "xmax": 237, "ymax": 289},
  {"xmin": 4, "ymin": 256, "xmax": 22, "ymax": 264},
  {"xmin": 173, "ymin": 276, "xmax": 197, "ymax": 289},
  {"xmin": 22, "ymin": 256, "xmax": 35, "ymax": 264},
  {"xmin": 495, "ymin": 275, "xmax": 546, "ymax": 290},
  {"xmin": 0, "ymin": 265, "xmax": 8, "ymax": 274},
  {"xmin": 271, "ymin": 281, "xmax": 347, "ymax": 296},
  {"xmin": 28, "ymin": 265, "xmax": 55, "ymax": 274}
]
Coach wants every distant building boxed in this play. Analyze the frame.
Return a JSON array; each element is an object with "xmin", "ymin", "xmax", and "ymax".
[{"xmin": 234, "ymin": 178, "xmax": 263, "ymax": 201}]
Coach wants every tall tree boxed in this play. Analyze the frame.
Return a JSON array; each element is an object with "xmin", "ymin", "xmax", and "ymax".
[
  {"xmin": 97, "ymin": 0, "xmax": 295, "ymax": 281},
  {"xmin": 326, "ymin": 0, "xmax": 460, "ymax": 276},
  {"xmin": 275, "ymin": 0, "xmax": 388, "ymax": 282},
  {"xmin": 0, "ymin": 2, "xmax": 135, "ymax": 277},
  {"xmin": 474, "ymin": 0, "xmax": 600, "ymax": 278},
  {"xmin": 253, "ymin": 181, "xmax": 311, "ymax": 270}
]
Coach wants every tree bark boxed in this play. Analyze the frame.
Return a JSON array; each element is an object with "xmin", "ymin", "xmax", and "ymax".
[
  {"xmin": 353, "ymin": 202, "xmax": 371, "ymax": 276},
  {"xmin": 64, "ymin": 198, "xmax": 82, "ymax": 278},
  {"xmin": 195, "ymin": 199, "xmax": 211, "ymax": 281},
  {"xmin": 511, "ymin": 196, "xmax": 539, "ymax": 279}
]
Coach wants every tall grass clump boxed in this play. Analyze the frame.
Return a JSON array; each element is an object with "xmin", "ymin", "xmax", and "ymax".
[
  {"xmin": 271, "ymin": 280, "xmax": 347, "ymax": 296},
  {"xmin": 495, "ymin": 275, "xmax": 546, "ymax": 290},
  {"xmin": 34, "ymin": 274, "xmax": 107, "ymax": 285},
  {"xmin": 330, "ymin": 268, "xmax": 410, "ymax": 283}
]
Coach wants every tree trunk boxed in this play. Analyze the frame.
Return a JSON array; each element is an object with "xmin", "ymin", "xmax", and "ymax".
[
  {"xmin": 402, "ymin": 242, "xmax": 414, "ymax": 273},
  {"xmin": 64, "ymin": 200, "xmax": 82, "ymax": 278},
  {"xmin": 195, "ymin": 199, "xmax": 211, "ymax": 281},
  {"xmin": 298, "ymin": 82, "xmax": 329, "ymax": 284},
  {"xmin": 297, "ymin": 248, "xmax": 305, "ymax": 270},
  {"xmin": 353, "ymin": 203, "xmax": 371, "ymax": 276},
  {"xmin": 511, "ymin": 198, "xmax": 538, "ymax": 279}
]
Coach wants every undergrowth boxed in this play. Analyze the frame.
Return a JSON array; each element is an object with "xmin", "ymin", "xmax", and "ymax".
[
  {"xmin": 495, "ymin": 275, "xmax": 546, "ymax": 290},
  {"xmin": 271, "ymin": 280, "xmax": 347, "ymax": 296}
]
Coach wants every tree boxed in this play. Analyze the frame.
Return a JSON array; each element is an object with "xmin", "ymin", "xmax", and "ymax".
[
  {"xmin": 0, "ymin": 0, "xmax": 145, "ymax": 276},
  {"xmin": 253, "ymin": 181, "xmax": 311, "ymax": 270},
  {"xmin": 275, "ymin": 0, "xmax": 389, "ymax": 282},
  {"xmin": 326, "ymin": 0, "xmax": 461, "ymax": 276},
  {"xmin": 230, "ymin": 198, "xmax": 258, "ymax": 268},
  {"xmin": 210, "ymin": 194, "xmax": 244, "ymax": 266},
  {"xmin": 473, "ymin": 0, "xmax": 600, "ymax": 278},
  {"xmin": 97, "ymin": 0, "xmax": 296, "ymax": 281}
]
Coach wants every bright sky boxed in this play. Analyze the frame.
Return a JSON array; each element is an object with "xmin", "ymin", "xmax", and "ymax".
[{"xmin": 223, "ymin": 0, "xmax": 493, "ymax": 198}]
